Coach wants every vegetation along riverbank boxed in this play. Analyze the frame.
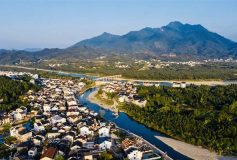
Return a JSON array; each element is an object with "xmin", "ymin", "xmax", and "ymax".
[{"xmin": 117, "ymin": 85, "xmax": 237, "ymax": 156}]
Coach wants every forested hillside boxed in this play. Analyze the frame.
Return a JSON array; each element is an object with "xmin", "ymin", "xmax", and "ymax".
[
  {"xmin": 118, "ymin": 85, "xmax": 237, "ymax": 155},
  {"xmin": 0, "ymin": 76, "xmax": 39, "ymax": 111}
]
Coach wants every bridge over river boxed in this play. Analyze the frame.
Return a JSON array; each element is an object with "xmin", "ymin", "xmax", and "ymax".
[{"xmin": 94, "ymin": 75, "xmax": 237, "ymax": 86}]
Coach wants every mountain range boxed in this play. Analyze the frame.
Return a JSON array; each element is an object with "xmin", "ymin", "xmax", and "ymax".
[{"xmin": 0, "ymin": 21, "xmax": 236, "ymax": 64}]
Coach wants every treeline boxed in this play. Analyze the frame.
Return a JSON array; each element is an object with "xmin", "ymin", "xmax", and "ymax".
[
  {"xmin": 54, "ymin": 62, "xmax": 237, "ymax": 80},
  {"xmin": 118, "ymin": 85, "xmax": 237, "ymax": 155},
  {"xmin": 0, "ymin": 76, "xmax": 39, "ymax": 111}
]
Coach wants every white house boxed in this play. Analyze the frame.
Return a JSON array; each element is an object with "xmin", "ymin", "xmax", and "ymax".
[
  {"xmin": 10, "ymin": 127, "xmax": 18, "ymax": 137},
  {"xmin": 32, "ymin": 135, "xmax": 45, "ymax": 146},
  {"xmin": 32, "ymin": 74, "xmax": 39, "ymax": 79},
  {"xmin": 34, "ymin": 122, "xmax": 45, "ymax": 132},
  {"xmin": 119, "ymin": 96, "xmax": 125, "ymax": 103},
  {"xmin": 78, "ymin": 82, "xmax": 86, "ymax": 89},
  {"xmin": 51, "ymin": 106, "xmax": 59, "ymax": 112},
  {"xmin": 172, "ymin": 82, "xmax": 181, "ymax": 88},
  {"xmin": 99, "ymin": 140, "xmax": 112, "ymax": 150},
  {"xmin": 43, "ymin": 104, "xmax": 51, "ymax": 112},
  {"xmin": 47, "ymin": 132, "xmax": 61, "ymax": 139},
  {"xmin": 98, "ymin": 126, "xmax": 110, "ymax": 137},
  {"xmin": 80, "ymin": 126, "xmax": 93, "ymax": 136},
  {"xmin": 28, "ymin": 147, "xmax": 37, "ymax": 157},
  {"xmin": 180, "ymin": 82, "xmax": 187, "ymax": 88},
  {"xmin": 30, "ymin": 79, "xmax": 35, "ymax": 84},
  {"xmin": 13, "ymin": 112, "xmax": 23, "ymax": 121},
  {"xmin": 51, "ymin": 115, "xmax": 66, "ymax": 124},
  {"xmin": 127, "ymin": 149, "xmax": 143, "ymax": 160},
  {"xmin": 19, "ymin": 106, "xmax": 27, "ymax": 114}
]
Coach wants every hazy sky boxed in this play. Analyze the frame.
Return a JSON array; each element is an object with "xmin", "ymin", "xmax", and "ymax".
[{"xmin": 0, "ymin": 0, "xmax": 237, "ymax": 49}]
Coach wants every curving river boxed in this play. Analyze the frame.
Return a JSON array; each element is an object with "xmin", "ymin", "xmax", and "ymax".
[{"xmin": 78, "ymin": 88, "xmax": 192, "ymax": 160}]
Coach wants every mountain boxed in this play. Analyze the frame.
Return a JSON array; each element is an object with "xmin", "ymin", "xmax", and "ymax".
[
  {"xmin": 71, "ymin": 21, "xmax": 237, "ymax": 58},
  {"xmin": 0, "ymin": 21, "xmax": 237, "ymax": 64},
  {"xmin": 0, "ymin": 47, "xmax": 104, "ymax": 64},
  {"xmin": 73, "ymin": 32, "xmax": 120, "ymax": 49},
  {"xmin": 23, "ymin": 48, "xmax": 43, "ymax": 52}
]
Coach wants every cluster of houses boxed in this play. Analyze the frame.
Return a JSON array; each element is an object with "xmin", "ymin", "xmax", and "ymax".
[
  {"xmin": 0, "ymin": 106, "xmax": 29, "ymax": 126},
  {"xmin": 100, "ymin": 80, "xmax": 187, "ymax": 108},
  {"xmin": 115, "ymin": 62, "xmax": 130, "ymax": 69},
  {"xmin": 2, "ymin": 77, "xmax": 162, "ymax": 160},
  {"xmin": 134, "ymin": 59, "xmax": 204, "ymax": 69},
  {"xmin": 0, "ymin": 71, "xmax": 39, "ymax": 80},
  {"xmin": 122, "ymin": 138, "xmax": 161, "ymax": 160},
  {"xmin": 101, "ymin": 82, "xmax": 147, "ymax": 107},
  {"xmin": 0, "ymin": 71, "xmax": 39, "ymax": 126},
  {"xmin": 204, "ymin": 58, "xmax": 237, "ymax": 63}
]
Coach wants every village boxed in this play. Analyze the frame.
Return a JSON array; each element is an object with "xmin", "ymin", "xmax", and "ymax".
[
  {"xmin": 96, "ymin": 80, "xmax": 187, "ymax": 110},
  {"xmin": 99, "ymin": 82, "xmax": 147, "ymax": 108},
  {"xmin": 0, "ymin": 71, "xmax": 164, "ymax": 160}
]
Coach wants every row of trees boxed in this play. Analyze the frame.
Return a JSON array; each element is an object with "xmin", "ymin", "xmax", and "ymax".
[{"xmin": 118, "ymin": 85, "xmax": 237, "ymax": 155}]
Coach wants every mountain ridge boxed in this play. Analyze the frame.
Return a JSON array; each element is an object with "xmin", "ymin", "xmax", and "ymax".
[
  {"xmin": 0, "ymin": 21, "xmax": 237, "ymax": 64},
  {"xmin": 71, "ymin": 21, "xmax": 237, "ymax": 58}
]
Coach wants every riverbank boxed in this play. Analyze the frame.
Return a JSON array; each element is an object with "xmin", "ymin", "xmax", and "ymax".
[
  {"xmin": 114, "ymin": 77, "xmax": 237, "ymax": 86},
  {"xmin": 87, "ymin": 88, "xmax": 118, "ymax": 112},
  {"xmin": 156, "ymin": 136, "xmax": 237, "ymax": 160},
  {"xmin": 155, "ymin": 135, "xmax": 217, "ymax": 160}
]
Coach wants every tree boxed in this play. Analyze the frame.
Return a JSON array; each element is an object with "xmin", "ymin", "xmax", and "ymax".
[
  {"xmin": 55, "ymin": 154, "xmax": 64, "ymax": 160},
  {"xmin": 99, "ymin": 152, "xmax": 114, "ymax": 160},
  {"xmin": 4, "ymin": 136, "xmax": 17, "ymax": 145},
  {"xmin": 2, "ymin": 123, "xmax": 11, "ymax": 133}
]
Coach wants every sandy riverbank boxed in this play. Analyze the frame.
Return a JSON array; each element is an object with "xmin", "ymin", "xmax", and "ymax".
[
  {"xmin": 114, "ymin": 78, "xmax": 237, "ymax": 86},
  {"xmin": 87, "ymin": 88, "xmax": 118, "ymax": 112},
  {"xmin": 155, "ymin": 135, "xmax": 216, "ymax": 160},
  {"xmin": 155, "ymin": 136, "xmax": 236, "ymax": 160}
]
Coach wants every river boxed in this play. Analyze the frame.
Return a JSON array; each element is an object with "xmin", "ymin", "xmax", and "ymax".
[{"xmin": 78, "ymin": 88, "xmax": 192, "ymax": 160}]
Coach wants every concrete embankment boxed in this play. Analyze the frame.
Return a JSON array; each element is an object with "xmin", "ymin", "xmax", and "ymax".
[{"xmin": 117, "ymin": 127, "xmax": 173, "ymax": 160}]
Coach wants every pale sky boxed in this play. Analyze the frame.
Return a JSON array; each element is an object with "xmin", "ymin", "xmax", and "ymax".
[{"xmin": 0, "ymin": 0, "xmax": 237, "ymax": 49}]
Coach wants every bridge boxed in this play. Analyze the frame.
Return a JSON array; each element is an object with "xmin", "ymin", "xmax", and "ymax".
[
  {"xmin": 94, "ymin": 75, "xmax": 168, "ymax": 86},
  {"xmin": 96, "ymin": 75, "xmax": 122, "ymax": 81},
  {"xmin": 95, "ymin": 75, "xmax": 122, "ymax": 86}
]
